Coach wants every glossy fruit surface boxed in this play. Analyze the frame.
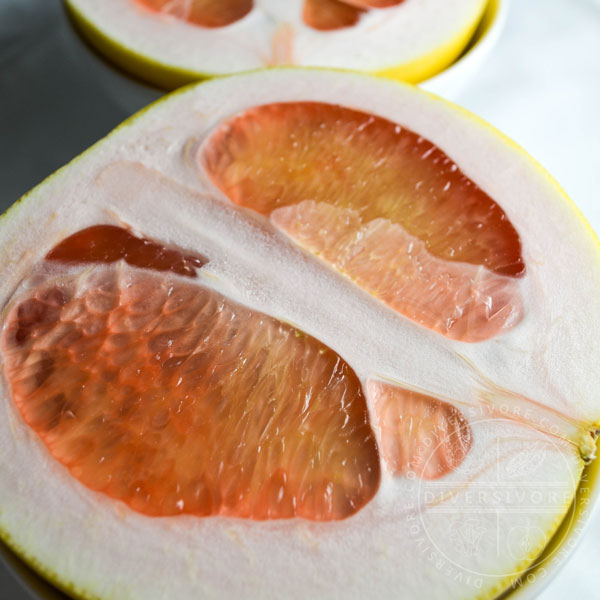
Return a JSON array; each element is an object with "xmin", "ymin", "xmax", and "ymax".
[{"xmin": 1, "ymin": 70, "xmax": 599, "ymax": 600}]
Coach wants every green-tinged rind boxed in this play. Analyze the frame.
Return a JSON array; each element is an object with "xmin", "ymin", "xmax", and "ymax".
[
  {"xmin": 497, "ymin": 440, "xmax": 600, "ymax": 599},
  {"xmin": 0, "ymin": 530, "xmax": 100, "ymax": 600},
  {"xmin": 476, "ymin": 459, "xmax": 585, "ymax": 600}
]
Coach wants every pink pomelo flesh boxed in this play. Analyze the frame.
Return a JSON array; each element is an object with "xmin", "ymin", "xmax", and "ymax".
[
  {"xmin": 303, "ymin": 0, "xmax": 365, "ymax": 30},
  {"xmin": 2, "ymin": 226, "xmax": 475, "ymax": 519},
  {"xmin": 46, "ymin": 225, "xmax": 206, "ymax": 277},
  {"xmin": 135, "ymin": 0, "xmax": 253, "ymax": 28},
  {"xmin": 201, "ymin": 101, "xmax": 525, "ymax": 342},
  {"xmin": 3, "ymin": 228, "xmax": 382, "ymax": 520},
  {"xmin": 134, "ymin": 0, "xmax": 405, "ymax": 32},
  {"xmin": 369, "ymin": 380, "xmax": 472, "ymax": 479}
]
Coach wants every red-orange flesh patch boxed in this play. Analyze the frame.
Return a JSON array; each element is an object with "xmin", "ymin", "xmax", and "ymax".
[
  {"xmin": 303, "ymin": 0, "xmax": 365, "ymax": 30},
  {"xmin": 344, "ymin": 0, "xmax": 404, "ymax": 8},
  {"xmin": 46, "ymin": 226, "xmax": 206, "ymax": 278},
  {"xmin": 368, "ymin": 380, "xmax": 472, "ymax": 479},
  {"xmin": 135, "ymin": 0, "xmax": 253, "ymax": 28},
  {"xmin": 201, "ymin": 102, "xmax": 525, "ymax": 342},
  {"xmin": 3, "ymin": 265, "xmax": 380, "ymax": 520}
]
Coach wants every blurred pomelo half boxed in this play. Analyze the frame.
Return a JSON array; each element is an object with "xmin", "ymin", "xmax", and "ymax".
[
  {"xmin": 1, "ymin": 69, "xmax": 600, "ymax": 600},
  {"xmin": 64, "ymin": 0, "xmax": 487, "ymax": 89}
]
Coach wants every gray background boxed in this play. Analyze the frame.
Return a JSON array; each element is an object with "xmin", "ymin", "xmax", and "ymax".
[{"xmin": 1, "ymin": 0, "xmax": 599, "ymax": 598}]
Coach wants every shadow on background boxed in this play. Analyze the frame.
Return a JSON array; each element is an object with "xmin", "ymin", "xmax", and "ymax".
[
  {"xmin": 0, "ymin": 538, "xmax": 69, "ymax": 600},
  {"xmin": 0, "ymin": 0, "xmax": 160, "ymax": 209},
  {"xmin": 0, "ymin": 3, "xmax": 159, "ymax": 597}
]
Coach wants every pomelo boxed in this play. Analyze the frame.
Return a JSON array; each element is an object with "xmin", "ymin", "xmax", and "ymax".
[
  {"xmin": 1, "ymin": 69, "xmax": 599, "ymax": 600},
  {"xmin": 64, "ymin": 0, "xmax": 488, "ymax": 88}
]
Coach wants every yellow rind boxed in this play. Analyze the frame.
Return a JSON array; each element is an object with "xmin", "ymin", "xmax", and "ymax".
[
  {"xmin": 64, "ymin": 0, "xmax": 488, "ymax": 90},
  {"xmin": 0, "ymin": 452, "xmax": 593, "ymax": 600},
  {"xmin": 475, "ymin": 458, "xmax": 585, "ymax": 600},
  {"xmin": 470, "ymin": 0, "xmax": 502, "ymax": 53},
  {"xmin": 445, "ymin": 0, "xmax": 503, "ymax": 65},
  {"xmin": 1, "ymin": 68, "xmax": 600, "ymax": 600},
  {"xmin": 374, "ymin": 0, "xmax": 488, "ymax": 83},
  {"xmin": 64, "ymin": 0, "xmax": 209, "ymax": 90},
  {"xmin": 503, "ymin": 441, "xmax": 600, "ymax": 598},
  {"xmin": 0, "ymin": 531, "xmax": 101, "ymax": 600}
]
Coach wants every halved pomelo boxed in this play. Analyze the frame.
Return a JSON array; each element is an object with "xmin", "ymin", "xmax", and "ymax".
[
  {"xmin": 64, "ymin": 0, "xmax": 487, "ymax": 88},
  {"xmin": 1, "ymin": 69, "xmax": 599, "ymax": 600}
]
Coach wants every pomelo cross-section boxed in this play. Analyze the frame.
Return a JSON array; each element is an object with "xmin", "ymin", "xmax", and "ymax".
[{"xmin": 0, "ymin": 69, "xmax": 599, "ymax": 600}]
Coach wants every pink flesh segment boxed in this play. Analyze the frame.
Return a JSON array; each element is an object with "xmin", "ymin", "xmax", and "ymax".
[{"xmin": 369, "ymin": 380, "xmax": 472, "ymax": 479}]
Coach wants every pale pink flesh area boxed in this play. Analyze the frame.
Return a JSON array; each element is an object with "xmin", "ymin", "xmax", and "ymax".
[
  {"xmin": 272, "ymin": 202, "xmax": 523, "ymax": 342},
  {"xmin": 369, "ymin": 380, "xmax": 472, "ymax": 479}
]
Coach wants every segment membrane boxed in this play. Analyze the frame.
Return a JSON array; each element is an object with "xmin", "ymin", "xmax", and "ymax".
[
  {"xmin": 201, "ymin": 101, "xmax": 525, "ymax": 341},
  {"xmin": 2, "ymin": 266, "xmax": 380, "ymax": 520}
]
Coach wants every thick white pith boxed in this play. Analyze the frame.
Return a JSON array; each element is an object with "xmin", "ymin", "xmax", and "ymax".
[
  {"xmin": 0, "ymin": 70, "xmax": 598, "ymax": 600},
  {"xmin": 66, "ymin": 0, "xmax": 486, "ymax": 75}
]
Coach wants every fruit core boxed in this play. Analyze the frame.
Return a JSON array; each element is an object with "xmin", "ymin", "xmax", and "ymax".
[{"xmin": 201, "ymin": 101, "xmax": 525, "ymax": 342}]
